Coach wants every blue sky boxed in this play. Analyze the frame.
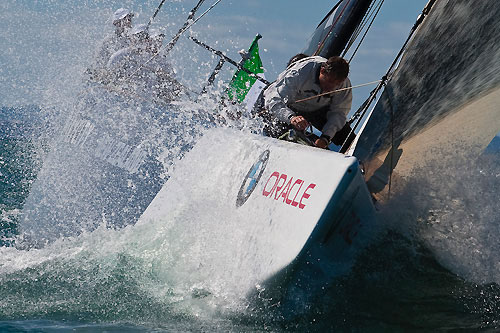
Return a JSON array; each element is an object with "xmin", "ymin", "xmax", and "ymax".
[{"xmin": 0, "ymin": 0, "xmax": 428, "ymax": 110}]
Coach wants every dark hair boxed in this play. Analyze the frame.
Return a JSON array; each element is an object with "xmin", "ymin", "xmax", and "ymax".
[
  {"xmin": 322, "ymin": 56, "xmax": 349, "ymax": 79},
  {"xmin": 287, "ymin": 53, "xmax": 309, "ymax": 68}
]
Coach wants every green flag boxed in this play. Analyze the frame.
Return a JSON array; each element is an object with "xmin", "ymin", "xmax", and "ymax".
[{"xmin": 227, "ymin": 34, "xmax": 265, "ymax": 103}]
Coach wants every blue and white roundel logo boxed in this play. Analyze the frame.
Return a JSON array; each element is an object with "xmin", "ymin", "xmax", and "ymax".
[{"xmin": 236, "ymin": 150, "xmax": 270, "ymax": 207}]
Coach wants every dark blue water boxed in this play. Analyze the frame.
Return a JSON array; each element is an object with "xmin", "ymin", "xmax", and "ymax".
[
  {"xmin": 1, "ymin": 106, "xmax": 499, "ymax": 332},
  {"xmin": 1, "ymin": 106, "xmax": 48, "ymax": 247}
]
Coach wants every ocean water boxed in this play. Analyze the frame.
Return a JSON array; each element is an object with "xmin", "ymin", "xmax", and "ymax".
[{"xmin": 1, "ymin": 105, "xmax": 499, "ymax": 332}]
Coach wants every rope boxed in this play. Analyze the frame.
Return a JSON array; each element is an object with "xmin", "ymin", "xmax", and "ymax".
[
  {"xmin": 316, "ymin": 0, "xmax": 344, "ymax": 29},
  {"xmin": 347, "ymin": 0, "xmax": 384, "ymax": 63},
  {"xmin": 146, "ymin": 0, "xmax": 168, "ymax": 31},
  {"xmin": 352, "ymin": 0, "xmax": 380, "ymax": 47},
  {"xmin": 292, "ymin": 80, "xmax": 381, "ymax": 104},
  {"xmin": 313, "ymin": 0, "xmax": 352, "ymax": 56},
  {"xmin": 342, "ymin": 0, "xmax": 384, "ymax": 61},
  {"xmin": 387, "ymin": 88, "xmax": 395, "ymax": 200},
  {"xmin": 339, "ymin": 0, "xmax": 436, "ymax": 153},
  {"xmin": 162, "ymin": 0, "xmax": 207, "ymax": 54},
  {"xmin": 189, "ymin": 36, "xmax": 271, "ymax": 86},
  {"xmin": 342, "ymin": 0, "xmax": 377, "ymax": 55},
  {"xmin": 127, "ymin": 0, "xmax": 220, "ymax": 81}
]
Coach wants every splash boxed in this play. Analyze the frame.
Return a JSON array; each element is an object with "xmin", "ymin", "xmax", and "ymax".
[
  {"xmin": 379, "ymin": 150, "xmax": 500, "ymax": 285},
  {"xmin": 5, "ymin": 0, "xmax": 262, "ymax": 247}
]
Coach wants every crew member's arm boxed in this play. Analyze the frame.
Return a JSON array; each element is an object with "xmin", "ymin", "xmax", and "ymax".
[
  {"xmin": 319, "ymin": 78, "xmax": 352, "ymax": 146},
  {"xmin": 264, "ymin": 69, "xmax": 308, "ymax": 129},
  {"xmin": 93, "ymin": 36, "xmax": 115, "ymax": 70}
]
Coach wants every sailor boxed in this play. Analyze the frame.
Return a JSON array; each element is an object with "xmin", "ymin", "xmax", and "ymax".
[
  {"xmin": 286, "ymin": 53, "xmax": 309, "ymax": 68},
  {"xmin": 148, "ymin": 30, "xmax": 165, "ymax": 54},
  {"xmin": 106, "ymin": 24, "xmax": 155, "ymax": 96},
  {"xmin": 90, "ymin": 8, "xmax": 134, "ymax": 79},
  {"xmin": 107, "ymin": 24, "xmax": 183, "ymax": 102},
  {"xmin": 147, "ymin": 30, "xmax": 184, "ymax": 102},
  {"xmin": 107, "ymin": 23, "xmax": 149, "ymax": 64},
  {"xmin": 261, "ymin": 55, "xmax": 352, "ymax": 148}
]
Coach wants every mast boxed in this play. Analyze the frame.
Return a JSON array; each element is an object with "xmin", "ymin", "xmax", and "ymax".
[{"xmin": 303, "ymin": 0, "xmax": 374, "ymax": 58}]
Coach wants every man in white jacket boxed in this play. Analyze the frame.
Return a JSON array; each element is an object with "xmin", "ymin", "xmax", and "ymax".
[
  {"xmin": 263, "ymin": 56, "xmax": 352, "ymax": 148},
  {"xmin": 107, "ymin": 25, "xmax": 183, "ymax": 102},
  {"xmin": 90, "ymin": 8, "xmax": 134, "ymax": 78}
]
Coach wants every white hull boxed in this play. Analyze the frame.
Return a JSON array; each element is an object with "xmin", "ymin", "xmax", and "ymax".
[{"xmin": 138, "ymin": 128, "xmax": 375, "ymax": 304}]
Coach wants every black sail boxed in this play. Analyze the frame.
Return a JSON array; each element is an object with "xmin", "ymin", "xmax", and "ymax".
[{"xmin": 303, "ymin": 0, "xmax": 373, "ymax": 57}]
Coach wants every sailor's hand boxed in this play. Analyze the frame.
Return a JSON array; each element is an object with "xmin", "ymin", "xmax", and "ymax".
[
  {"xmin": 290, "ymin": 116, "xmax": 309, "ymax": 131},
  {"xmin": 314, "ymin": 138, "xmax": 329, "ymax": 149}
]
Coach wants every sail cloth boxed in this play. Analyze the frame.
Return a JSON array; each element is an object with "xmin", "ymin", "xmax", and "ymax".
[
  {"xmin": 226, "ymin": 34, "xmax": 266, "ymax": 112},
  {"xmin": 303, "ymin": 0, "xmax": 373, "ymax": 58},
  {"xmin": 353, "ymin": 0, "xmax": 500, "ymax": 163}
]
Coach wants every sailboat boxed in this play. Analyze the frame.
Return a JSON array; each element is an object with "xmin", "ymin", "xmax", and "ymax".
[{"xmin": 138, "ymin": 0, "xmax": 500, "ymax": 307}]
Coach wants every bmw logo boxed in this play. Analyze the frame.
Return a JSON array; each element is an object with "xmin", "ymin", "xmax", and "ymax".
[{"xmin": 236, "ymin": 150, "xmax": 270, "ymax": 207}]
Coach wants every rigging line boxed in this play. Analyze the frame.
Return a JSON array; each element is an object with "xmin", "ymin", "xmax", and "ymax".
[
  {"xmin": 385, "ymin": 0, "xmax": 437, "ymax": 75},
  {"xmin": 387, "ymin": 88, "xmax": 395, "ymax": 200},
  {"xmin": 292, "ymin": 80, "xmax": 381, "ymax": 104},
  {"xmin": 199, "ymin": 58, "xmax": 225, "ymax": 96},
  {"xmin": 126, "ymin": 0, "xmax": 219, "ymax": 81},
  {"xmin": 189, "ymin": 36, "xmax": 271, "ymax": 85},
  {"xmin": 339, "ymin": 79, "xmax": 386, "ymax": 152},
  {"xmin": 342, "ymin": 0, "xmax": 378, "ymax": 55},
  {"xmin": 340, "ymin": 0, "xmax": 436, "ymax": 153},
  {"xmin": 347, "ymin": 0, "xmax": 384, "ymax": 62},
  {"xmin": 162, "ymin": 0, "xmax": 207, "ymax": 54},
  {"xmin": 352, "ymin": 0, "xmax": 376, "ymax": 36},
  {"xmin": 349, "ymin": 82, "xmax": 381, "ymax": 123},
  {"xmin": 313, "ymin": 0, "xmax": 352, "ymax": 56},
  {"xmin": 146, "ymin": 0, "xmax": 168, "ymax": 30},
  {"xmin": 344, "ymin": 0, "xmax": 381, "ymax": 55},
  {"xmin": 316, "ymin": 0, "xmax": 344, "ymax": 29}
]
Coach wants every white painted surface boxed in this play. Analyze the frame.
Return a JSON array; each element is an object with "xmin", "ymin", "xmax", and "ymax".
[{"xmin": 139, "ymin": 128, "xmax": 363, "ymax": 294}]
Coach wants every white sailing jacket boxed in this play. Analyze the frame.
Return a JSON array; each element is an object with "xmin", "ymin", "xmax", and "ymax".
[
  {"xmin": 107, "ymin": 46, "xmax": 182, "ymax": 102},
  {"xmin": 94, "ymin": 32, "xmax": 131, "ymax": 70},
  {"xmin": 263, "ymin": 56, "xmax": 352, "ymax": 138}
]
